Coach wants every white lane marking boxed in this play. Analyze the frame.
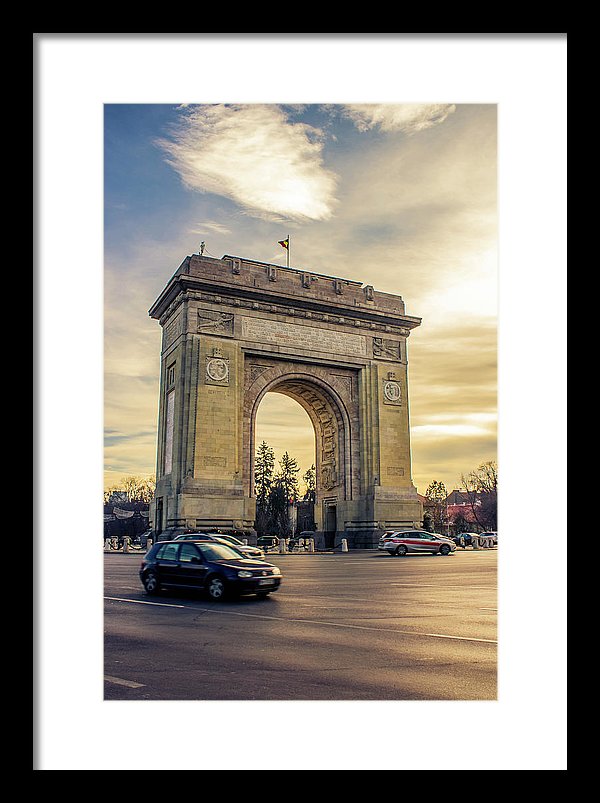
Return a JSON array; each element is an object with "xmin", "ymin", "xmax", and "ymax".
[
  {"xmin": 423, "ymin": 633, "xmax": 497, "ymax": 643},
  {"xmin": 104, "ymin": 596, "xmax": 186, "ymax": 609},
  {"xmin": 283, "ymin": 592, "xmax": 375, "ymax": 602},
  {"xmin": 104, "ymin": 596, "xmax": 496, "ymax": 644},
  {"xmin": 389, "ymin": 583, "xmax": 495, "ymax": 590},
  {"xmin": 104, "ymin": 675, "xmax": 146, "ymax": 688}
]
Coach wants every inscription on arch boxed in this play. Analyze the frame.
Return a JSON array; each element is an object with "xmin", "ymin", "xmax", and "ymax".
[{"xmin": 241, "ymin": 317, "xmax": 367, "ymax": 357}]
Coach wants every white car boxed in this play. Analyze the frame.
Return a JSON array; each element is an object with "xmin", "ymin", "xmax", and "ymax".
[
  {"xmin": 480, "ymin": 531, "xmax": 498, "ymax": 546},
  {"xmin": 174, "ymin": 532, "xmax": 265, "ymax": 560},
  {"xmin": 378, "ymin": 529, "xmax": 456, "ymax": 556}
]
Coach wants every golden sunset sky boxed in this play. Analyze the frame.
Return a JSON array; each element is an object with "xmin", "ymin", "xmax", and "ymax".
[{"xmin": 104, "ymin": 102, "xmax": 497, "ymax": 495}]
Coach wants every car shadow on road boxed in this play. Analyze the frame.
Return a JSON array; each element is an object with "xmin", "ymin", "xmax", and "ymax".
[{"xmin": 149, "ymin": 586, "xmax": 280, "ymax": 607}]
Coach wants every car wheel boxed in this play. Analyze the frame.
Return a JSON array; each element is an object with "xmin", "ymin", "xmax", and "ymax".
[
  {"xmin": 207, "ymin": 575, "xmax": 227, "ymax": 601},
  {"xmin": 395, "ymin": 545, "xmax": 408, "ymax": 557},
  {"xmin": 440, "ymin": 544, "xmax": 451, "ymax": 556},
  {"xmin": 256, "ymin": 592, "xmax": 270, "ymax": 599},
  {"xmin": 143, "ymin": 572, "xmax": 160, "ymax": 595}
]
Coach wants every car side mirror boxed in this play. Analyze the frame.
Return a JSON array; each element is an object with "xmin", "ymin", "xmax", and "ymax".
[{"xmin": 191, "ymin": 556, "xmax": 202, "ymax": 564}]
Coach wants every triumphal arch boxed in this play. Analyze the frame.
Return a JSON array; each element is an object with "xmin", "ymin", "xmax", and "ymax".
[{"xmin": 149, "ymin": 253, "xmax": 422, "ymax": 547}]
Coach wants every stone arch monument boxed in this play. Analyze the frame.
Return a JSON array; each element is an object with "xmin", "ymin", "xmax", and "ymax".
[{"xmin": 149, "ymin": 253, "xmax": 422, "ymax": 547}]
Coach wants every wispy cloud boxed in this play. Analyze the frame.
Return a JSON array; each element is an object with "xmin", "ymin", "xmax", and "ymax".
[
  {"xmin": 341, "ymin": 103, "xmax": 456, "ymax": 134},
  {"xmin": 157, "ymin": 104, "xmax": 338, "ymax": 222},
  {"xmin": 189, "ymin": 220, "xmax": 232, "ymax": 236}
]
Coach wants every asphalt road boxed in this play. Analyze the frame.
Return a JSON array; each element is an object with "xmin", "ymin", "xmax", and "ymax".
[{"xmin": 104, "ymin": 549, "xmax": 497, "ymax": 701}]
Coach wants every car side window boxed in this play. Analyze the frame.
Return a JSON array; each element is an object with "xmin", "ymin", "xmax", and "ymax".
[
  {"xmin": 179, "ymin": 543, "xmax": 201, "ymax": 563},
  {"xmin": 156, "ymin": 543, "xmax": 179, "ymax": 561}
]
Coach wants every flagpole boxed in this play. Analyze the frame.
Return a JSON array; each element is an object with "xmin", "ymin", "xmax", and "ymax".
[{"xmin": 287, "ymin": 234, "xmax": 290, "ymax": 269}]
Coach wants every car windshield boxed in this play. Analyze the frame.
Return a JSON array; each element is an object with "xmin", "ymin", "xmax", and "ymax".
[
  {"xmin": 197, "ymin": 543, "xmax": 246, "ymax": 562},
  {"xmin": 218, "ymin": 535, "xmax": 243, "ymax": 546},
  {"xmin": 176, "ymin": 534, "xmax": 213, "ymax": 541}
]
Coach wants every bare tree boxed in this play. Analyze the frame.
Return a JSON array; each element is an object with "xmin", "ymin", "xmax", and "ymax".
[
  {"xmin": 460, "ymin": 461, "xmax": 498, "ymax": 531},
  {"xmin": 106, "ymin": 475, "xmax": 156, "ymax": 504},
  {"xmin": 425, "ymin": 480, "xmax": 448, "ymax": 533}
]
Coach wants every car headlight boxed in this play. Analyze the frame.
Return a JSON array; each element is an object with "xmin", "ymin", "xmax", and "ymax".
[
  {"xmin": 238, "ymin": 570, "xmax": 253, "ymax": 578},
  {"xmin": 271, "ymin": 567, "xmax": 281, "ymax": 576}
]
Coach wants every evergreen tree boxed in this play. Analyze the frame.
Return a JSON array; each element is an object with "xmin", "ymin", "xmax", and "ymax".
[
  {"xmin": 253, "ymin": 446, "xmax": 303, "ymax": 536},
  {"xmin": 255, "ymin": 441, "xmax": 275, "ymax": 504},
  {"xmin": 254, "ymin": 441, "xmax": 275, "ymax": 535},
  {"xmin": 275, "ymin": 451, "xmax": 300, "ymax": 503},
  {"xmin": 303, "ymin": 464, "xmax": 316, "ymax": 502},
  {"xmin": 268, "ymin": 478, "xmax": 292, "ymax": 537}
]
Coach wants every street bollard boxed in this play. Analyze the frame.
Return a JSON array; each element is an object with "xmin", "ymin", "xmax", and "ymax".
[
  {"xmin": 279, "ymin": 537, "xmax": 287, "ymax": 553},
  {"xmin": 472, "ymin": 535, "xmax": 480, "ymax": 550},
  {"xmin": 341, "ymin": 538, "xmax": 349, "ymax": 553},
  {"xmin": 308, "ymin": 538, "xmax": 315, "ymax": 553},
  {"xmin": 123, "ymin": 536, "xmax": 130, "ymax": 553},
  {"xmin": 146, "ymin": 539, "xmax": 153, "ymax": 552},
  {"xmin": 104, "ymin": 539, "xmax": 111, "ymax": 551}
]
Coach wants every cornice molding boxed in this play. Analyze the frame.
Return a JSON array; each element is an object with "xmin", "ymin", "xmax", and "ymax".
[{"xmin": 153, "ymin": 276, "xmax": 421, "ymax": 336}]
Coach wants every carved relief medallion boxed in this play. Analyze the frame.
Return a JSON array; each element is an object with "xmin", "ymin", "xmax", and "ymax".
[
  {"xmin": 206, "ymin": 357, "xmax": 230, "ymax": 385},
  {"xmin": 383, "ymin": 380, "xmax": 401, "ymax": 405}
]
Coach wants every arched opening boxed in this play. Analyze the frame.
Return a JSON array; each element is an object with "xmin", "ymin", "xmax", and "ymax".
[
  {"xmin": 255, "ymin": 392, "xmax": 316, "ymax": 536},
  {"xmin": 245, "ymin": 369, "xmax": 355, "ymax": 541},
  {"xmin": 255, "ymin": 393, "xmax": 316, "ymax": 494}
]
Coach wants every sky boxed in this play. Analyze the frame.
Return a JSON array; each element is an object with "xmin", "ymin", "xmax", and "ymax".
[{"xmin": 104, "ymin": 102, "xmax": 497, "ymax": 495}]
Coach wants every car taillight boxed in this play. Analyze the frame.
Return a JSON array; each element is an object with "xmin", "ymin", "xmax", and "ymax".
[{"xmin": 140, "ymin": 561, "xmax": 146, "ymax": 569}]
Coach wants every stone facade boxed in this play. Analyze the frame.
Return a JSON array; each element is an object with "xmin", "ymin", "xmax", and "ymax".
[{"xmin": 148, "ymin": 254, "xmax": 423, "ymax": 547}]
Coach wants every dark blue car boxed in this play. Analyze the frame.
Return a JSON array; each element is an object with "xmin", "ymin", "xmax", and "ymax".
[{"xmin": 139, "ymin": 540, "xmax": 282, "ymax": 601}]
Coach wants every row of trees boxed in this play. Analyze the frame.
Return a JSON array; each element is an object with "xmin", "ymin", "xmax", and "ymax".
[
  {"xmin": 104, "ymin": 475, "xmax": 156, "ymax": 504},
  {"xmin": 103, "ymin": 475, "xmax": 156, "ymax": 541},
  {"xmin": 423, "ymin": 461, "xmax": 498, "ymax": 534},
  {"xmin": 255, "ymin": 441, "xmax": 315, "ymax": 536},
  {"xmin": 103, "ymin": 461, "xmax": 497, "ymax": 536}
]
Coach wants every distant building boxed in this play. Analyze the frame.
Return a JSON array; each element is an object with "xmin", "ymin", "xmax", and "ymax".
[
  {"xmin": 103, "ymin": 499, "xmax": 150, "ymax": 540},
  {"xmin": 445, "ymin": 489, "xmax": 483, "ymax": 507},
  {"xmin": 418, "ymin": 489, "xmax": 493, "ymax": 533},
  {"xmin": 108, "ymin": 490, "xmax": 128, "ymax": 504},
  {"xmin": 296, "ymin": 500, "xmax": 316, "ymax": 533},
  {"xmin": 445, "ymin": 489, "xmax": 495, "ymax": 532}
]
